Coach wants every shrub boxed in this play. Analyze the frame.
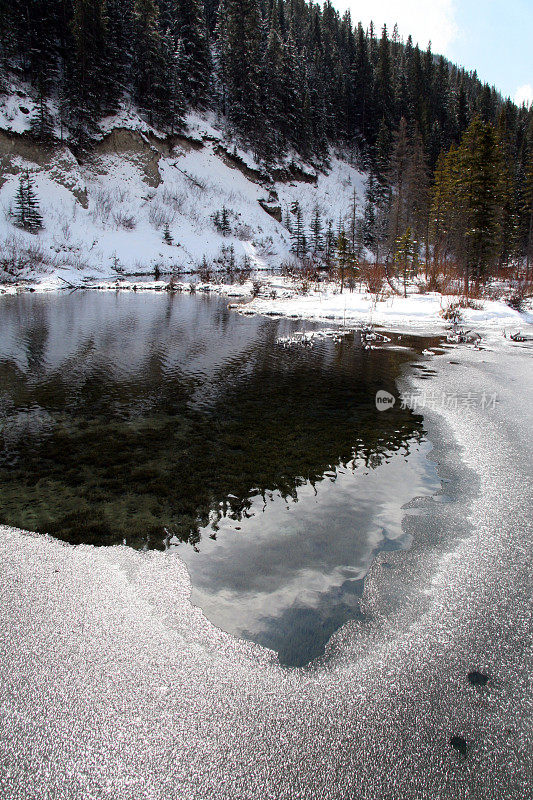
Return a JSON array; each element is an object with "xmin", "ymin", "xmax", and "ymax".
[
  {"xmin": 0, "ymin": 234, "xmax": 52, "ymax": 278},
  {"xmin": 113, "ymin": 211, "xmax": 136, "ymax": 230},
  {"xmin": 361, "ymin": 261, "xmax": 386, "ymax": 297},
  {"xmin": 91, "ymin": 189, "xmax": 113, "ymax": 223},
  {"xmin": 440, "ymin": 301, "xmax": 463, "ymax": 324},
  {"xmin": 457, "ymin": 296, "xmax": 483, "ymax": 310},
  {"xmin": 198, "ymin": 257, "xmax": 213, "ymax": 282},
  {"xmin": 234, "ymin": 221, "xmax": 253, "ymax": 240},
  {"xmin": 254, "ymin": 236, "xmax": 276, "ymax": 258},
  {"xmin": 148, "ymin": 202, "xmax": 172, "ymax": 230}
]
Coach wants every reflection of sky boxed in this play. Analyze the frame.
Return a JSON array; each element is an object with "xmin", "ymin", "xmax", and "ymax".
[
  {"xmin": 175, "ymin": 443, "xmax": 440, "ymax": 665},
  {"xmin": 0, "ymin": 292, "xmax": 264, "ymax": 375},
  {"xmin": 0, "ymin": 292, "xmax": 321, "ymax": 413}
]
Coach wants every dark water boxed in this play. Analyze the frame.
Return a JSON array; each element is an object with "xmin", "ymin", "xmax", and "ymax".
[{"xmin": 0, "ymin": 291, "xmax": 442, "ymax": 665}]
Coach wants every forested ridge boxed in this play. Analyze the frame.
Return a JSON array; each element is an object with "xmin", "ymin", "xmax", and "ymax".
[{"xmin": 1, "ymin": 0, "xmax": 532, "ymax": 284}]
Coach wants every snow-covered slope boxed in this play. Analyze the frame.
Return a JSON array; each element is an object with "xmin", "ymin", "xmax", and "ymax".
[{"xmin": 0, "ymin": 88, "xmax": 366, "ymax": 285}]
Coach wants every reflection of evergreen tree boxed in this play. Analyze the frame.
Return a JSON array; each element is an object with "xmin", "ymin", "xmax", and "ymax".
[{"xmin": 0, "ymin": 311, "xmax": 426, "ymax": 551}]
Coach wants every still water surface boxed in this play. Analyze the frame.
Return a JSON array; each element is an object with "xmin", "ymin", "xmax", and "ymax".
[{"xmin": 0, "ymin": 291, "xmax": 442, "ymax": 665}]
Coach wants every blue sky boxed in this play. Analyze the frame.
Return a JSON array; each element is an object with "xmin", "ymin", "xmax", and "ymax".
[{"xmin": 333, "ymin": 0, "xmax": 533, "ymax": 106}]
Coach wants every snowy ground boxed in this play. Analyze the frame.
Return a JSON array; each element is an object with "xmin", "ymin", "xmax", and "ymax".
[
  {"xmin": 0, "ymin": 332, "xmax": 532, "ymax": 799},
  {"xmin": 223, "ymin": 276, "xmax": 533, "ymax": 342}
]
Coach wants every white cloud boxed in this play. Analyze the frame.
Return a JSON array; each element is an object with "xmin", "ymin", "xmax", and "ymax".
[
  {"xmin": 514, "ymin": 84, "xmax": 533, "ymax": 108},
  {"xmin": 334, "ymin": 0, "xmax": 458, "ymax": 56}
]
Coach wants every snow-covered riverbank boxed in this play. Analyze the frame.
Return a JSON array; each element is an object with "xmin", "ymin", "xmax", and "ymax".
[
  {"xmin": 224, "ymin": 275, "xmax": 533, "ymax": 340},
  {"xmin": 3, "ymin": 272, "xmax": 531, "ymax": 345},
  {"xmin": 0, "ymin": 327, "xmax": 531, "ymax": 799}
]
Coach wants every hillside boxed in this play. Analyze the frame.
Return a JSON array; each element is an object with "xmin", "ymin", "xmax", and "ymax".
[{"xmin": 0, "ymin": 81, "xmax": 370, "ymax": 285}]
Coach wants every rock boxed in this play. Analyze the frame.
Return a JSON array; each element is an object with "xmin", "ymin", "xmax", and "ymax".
[
  {"xmin": 447, "ymin": 329, "xmax": 482, "ymax": 344},
  {"xmin": 258, "ymin": 199, "xmax": 282, "ymax": 222},
  {"xmin": 449, "ymin": 735, "xmax": 468, "ymax": 756},
  {"xmin": 467, "ymin": 670, "xmax": 489, "ymax": 686}
]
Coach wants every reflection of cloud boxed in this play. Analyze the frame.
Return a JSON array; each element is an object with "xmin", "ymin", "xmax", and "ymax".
[
  {"xmin": 178, "ymin": 445, "xmax": 439, "ymax": 654},
  {"xmin": 515, "ymin": 84, "xmax": 533, "ymax": 108},
  {"xmin": 337, "ymin": 0, "xmax": 459, "ymax": 55}
]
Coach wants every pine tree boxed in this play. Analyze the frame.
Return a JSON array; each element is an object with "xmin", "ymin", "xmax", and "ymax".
[
  {"xmin": 352, "ymin": 23, "xmax": 372, "ymax": 138},
  {"xmin": 221, "ymin": 0, "xmax": 264, "ymax": 138},
  {"xmin": 14, "ymin": 174, "xmax": 28, "ymax": 231},
  {"xmin": 212, "ymin": 0, "xmax": 229, "ymax": 115},
  {"xmin": 25, "ymin": 174, "xmax": 43, "ymax": 233},
  {"xmin": 373, "ymin": 26, "xmax": 393, "ymax": 137},
  {"xmin": 394, "ymin": 227, "xmax": 417, "ymax": 296},
  {"xmin": 362, "ymin": 172, "xmax": 378, "ymax": 252},
  {"xmin": 456, "ymin": 81, "xmax": 469, "ymax": 136},
  {"xmin": 105, "ymin": 0, "xmax": 134, "ymax": 101},
  {"xmin": 459, "ymin": 116, "xmax": 504, "ymax": 285},
  {"xmin": 220, "ymin": 205, "xmax": 231, "ymax": 235},
  {"xmin": 523, "ymin": 152, "xmax": 533, "ymax": 278},
  {"xmin": 429, "ymin": 118, "xmax": 506, "ymax": 289},
  {"xmin": 13, "ymin": 172, "xmax": 43, "ymax": 233},
  {"xmin": 310, "ymin": 206, "xmax": 324, "ymax": 253},
  {"xmin": 280, "ymin": 32, "xmax": 302, "ymax": 152},
  {"xmin": 387, "ymin": 116, "xmax": 410, "ymax": 250},
  {"xmin": 291, "ymin": 205, "xmax": 306, "ymax": 259},
  {"xmin": 348, "ymin": 188, "xmax": 358, "ymax": 254},
  {"xmin": 496, "ymin": 111, "xmax": 520, "ymax": 266},
  {"xmin": 30, "ymin": 76, "xmax": 55, "ymax": 142},
  {"xmin": 324, "ymin": 220, "xmax": 335, "ymax": 268},
  {"xmin": 429, "ymin": 149, "xmax": 454, "ymax": 275},
  {"xmin": 69, "ymin": 0, "xmax": 112, "ymax": 148},
  {"xmin": 282, "ymin": 204, "xmax": 292, "ymax": 233},
  {"xmin": 162, "ymin": 30, "xmax": 186, "ymax": 133},
  {"xmin": 163, "ymin": 223, "xmax": 173, "ymax": 244},
  {"xmin": 335, "ymin": 224, "xmax": 349, "ymax": 292},
  {"xmin": 133, "ymin": 0, "xmax": 166, "ymax": 126},
  {"xmin": 406, "ymin": 125, "xmax": 431, "ymax": 255},
  {"xmin": 262, "ymin": 25, "xmax": 285, "ymax": 161},
  {"xmin": 175, "ymin": 0, "xmax": 211, "ymax": 107}
]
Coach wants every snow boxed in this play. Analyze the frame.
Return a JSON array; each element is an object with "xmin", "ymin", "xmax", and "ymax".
[
  {"xmin": 1, "ymin": 339, "xmax": 532, "ymax": 798},
  {"xmin": 220, "ymin": 276, "xmax": 533, "ymax": 340},
  {"xmin": 276, "ymin": 153, "xmax": 365, "ymax": 223},
  {"xmin": 0, "ymin": 81, "xmax": 35, "ymax": 134},
  {"xmin": 184, "ymin": 109, "xmax": 224, "ymax": 143}
]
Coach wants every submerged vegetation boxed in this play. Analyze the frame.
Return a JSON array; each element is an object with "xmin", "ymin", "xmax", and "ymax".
[{"xmin": 0, "ymin": 293, "xmax": 432, "ymax": 549}]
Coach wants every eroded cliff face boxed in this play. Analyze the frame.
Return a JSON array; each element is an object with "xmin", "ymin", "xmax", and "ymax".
[
  {"xmin": 0, "ymin": 121, "xmax": 321, "ymax": 212},
  {"xmin": 0, "ymin": 130, "xmax": 88, "ymax": 206},
  {"xmin": 0, "ymin": 129, "xmax": 56, "ymax": 180},
  {"xmin": 0, "ymin": 126, "xmax": 200, "ymax": 197},
  {"xmin": 92, "ymin": 129, "xmax": 173, "ymax": 188}
]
